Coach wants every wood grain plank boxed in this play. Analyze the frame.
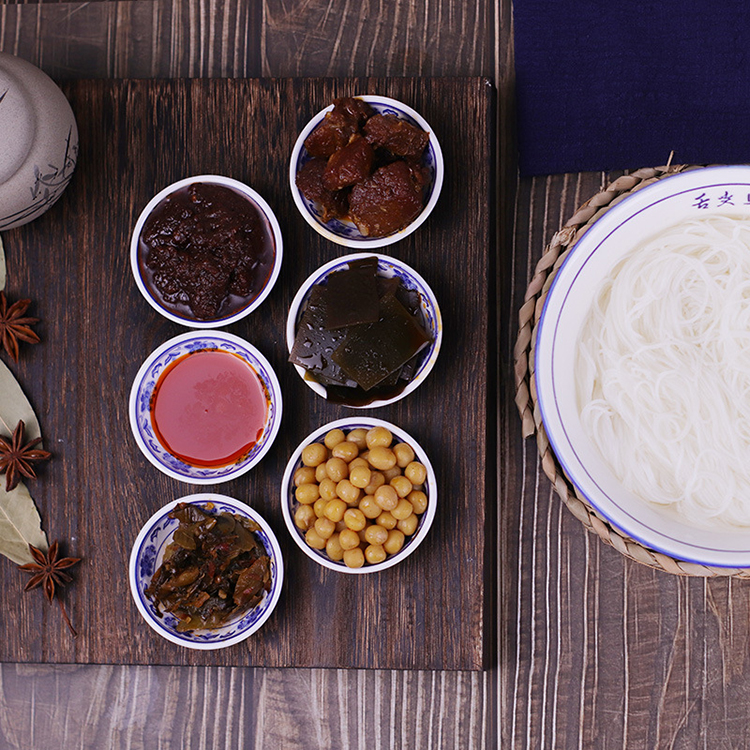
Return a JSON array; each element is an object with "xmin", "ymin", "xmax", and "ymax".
[
  {"xmin": 261, "ymin": 0, "xmax": 492, "ymax": 78},
  {"xmin": 0, "ymin": 1, "xmax": 263, "ymax": 79},
  {"xmin": 0, "ymin": 665, "xmax": 488, "ymax": 749}
]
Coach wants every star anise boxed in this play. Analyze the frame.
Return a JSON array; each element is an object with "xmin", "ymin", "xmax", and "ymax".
[
  {"xmin": 0, "ymin": 292, "xmax": 40, "ymax": 362},
  {"xmin": 0, "ymin": 419, "xmax": 51, "ymax": 492},
  {"xmin": 18, "ymin": 541, "xmax": 81, "ymax": 637}
]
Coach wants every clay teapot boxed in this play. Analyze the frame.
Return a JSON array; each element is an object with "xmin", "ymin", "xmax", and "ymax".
[{"xmin": 0, "ymin": 52, "xmax": 78, "ymax": 231}]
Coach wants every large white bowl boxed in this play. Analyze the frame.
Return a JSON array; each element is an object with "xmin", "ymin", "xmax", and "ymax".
[
  {"xmin": 289, "ymin": 95, "xmax": 443, "ymax": 248},
  {"xmin": 535, "ymin": 165, "xmax": 750, "ymax": 568},
  {"xmin": 130, "ymin": 175, "xmax": 283, "ymax": 328},
  {"xmin": 129, "ymin": 494, "xmax": 284, "ymax": 649},
  {"xmin": 286, "ymin": 253, "xmax": 442, "ymax": 408}
]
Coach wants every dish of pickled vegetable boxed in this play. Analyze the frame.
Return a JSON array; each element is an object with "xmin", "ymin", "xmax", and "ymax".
[{"xmin": 145, "ymin": 503, "xmax": 272, "ymax": 631}]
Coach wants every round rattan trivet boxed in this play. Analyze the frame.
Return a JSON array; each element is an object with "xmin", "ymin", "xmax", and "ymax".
[{"xmin": 513, "ymin": 163, "xmax": 750, "ymax": 578}]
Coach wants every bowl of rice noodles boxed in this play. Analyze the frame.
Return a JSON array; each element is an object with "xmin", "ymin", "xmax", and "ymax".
[{"xmin": 535, "ymin": 165, "xmax": 750, "ymax": 567}]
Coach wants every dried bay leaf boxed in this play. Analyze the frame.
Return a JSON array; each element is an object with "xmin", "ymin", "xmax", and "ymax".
[
  {"xmin": 0, "ymin": 358, "xmax": 42, "ymax": 443},
  {"xmin": 0, "ymin": 356, "xmax": 48, "ymax": 563},
  {"xmin": 0, "ymin": 482, "xmax": 48, "ymax": 564}
]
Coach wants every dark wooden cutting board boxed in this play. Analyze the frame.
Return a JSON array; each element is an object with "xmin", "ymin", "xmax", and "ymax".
[{"xmin": 0, "ymin": 77, "xmax": 494, "ymax": 670}]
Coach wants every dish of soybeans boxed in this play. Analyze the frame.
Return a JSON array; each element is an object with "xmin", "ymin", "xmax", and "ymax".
[{"xmin": 290, "ymin": 425, "xmax": 430, "ymax": 569}]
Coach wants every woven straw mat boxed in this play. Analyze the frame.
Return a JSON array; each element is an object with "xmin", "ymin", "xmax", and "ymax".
[{"xmin": 513, "ymin": 163, "xmax": 750, "ymax": 579}]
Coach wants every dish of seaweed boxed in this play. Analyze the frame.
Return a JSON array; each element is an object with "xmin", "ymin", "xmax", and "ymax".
[{"xmin": 288, "ymin": 256, "xmax": 436, "ymax": 406}]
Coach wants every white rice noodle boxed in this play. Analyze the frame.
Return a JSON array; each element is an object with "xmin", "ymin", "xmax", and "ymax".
[{"xmin": 577, "ymin": 215, "xmax": 750, "ymax": 527}]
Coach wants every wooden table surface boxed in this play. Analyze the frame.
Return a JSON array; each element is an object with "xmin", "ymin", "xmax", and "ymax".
[{"xmin": 2, "ymin": 1, "xmax": 748, "ymax": 749}]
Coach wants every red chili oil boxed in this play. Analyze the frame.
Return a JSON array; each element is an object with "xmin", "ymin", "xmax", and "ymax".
[{"xmin": 151, "ymin": 349, "xmax": 268, "ymax": 467}]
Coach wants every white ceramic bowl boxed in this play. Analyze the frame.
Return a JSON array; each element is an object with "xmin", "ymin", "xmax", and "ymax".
[
  {"xmin": 535, "ymin": 165, "xmax": 750, "ymax": 568},
  {"xmin": 289, "ymin": 95, "xmax": 444, "ymax": 248},
  {"xmin": 286, "ymin": 253, "xmax": 442, "ymax": 408},
  {"xmin": 129, "ymin": 494, "xmax": 284, "ymax": 649},
  {"xmin": 129, "ymin": 330, "xmax": 283, "ymax": 484},
  {"xmin": 130, "ymin": 175, "xmax": 283, "ymax": 328},
  {"xmin": 281, "ymin": 417, "xmax": 437, "ymax": 574}
]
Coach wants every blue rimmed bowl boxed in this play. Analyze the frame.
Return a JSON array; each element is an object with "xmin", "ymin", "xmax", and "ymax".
[
  {"xmin": 129, "ymin": 494, "xmax": 284, "ymax": 649},
  {"xmin": 289, "ymin": 95, "xmax": 444, "ymax": 248},
  {"xmin": 535, "ymin": 165, "xmax": 750, "ymax": 568},
  {"xmin": 129, "ymin": 330, "xmax": 283, "ymax": 484},
  {"xmin": 285, "ymin": 253, "xmax": 442, "ymax": 408}
]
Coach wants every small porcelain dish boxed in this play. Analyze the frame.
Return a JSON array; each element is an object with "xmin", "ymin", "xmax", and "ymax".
[
  {"xmin": 129, "ymin": 494, "xmax": 284, "ymax": 649},
  {"xmin": 129, "ymin": 330, "xmax": 282, "ymax": 484},
  {"xmin": 289, "ymin": 95, "xmax": 443, "ymax": 248},
  {"xmin": 281, "ymin": 417, "xmax": 437, "ymax": 574},
  {"xmin": 535, "ymin": 165, "xmax": 750, "ymax": 568},
  {"xmin": 286, "ymin": 253, "xmax": 442, "ymax": 408},
  {"xmin": 130, "ymin": 174, "xmax": 283, "ymax": 328}
]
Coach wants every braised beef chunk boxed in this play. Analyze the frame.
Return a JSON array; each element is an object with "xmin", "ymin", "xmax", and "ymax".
[
  {"xmin": 298, "ymin": 98, "xmax": 432, "ymax": 238},
  {"xmin": 303, "ymin": 111, "xmax": 359, "ymax": 158},
  {"xmin": 295, "ymin": 158, "xmax": 349, "ymax": 221},
  {"xmin": 363, "ymin": 114, "xmax": 430, "ymax": 159},
  {"xmin": 406, "ymin": 160, "xmax": 430, "ymax": 191},
  {"xmin": 332, "ymin": 96, "xmax": 376, "ymax": 125},
  {"xmin": 322, "ymin": 135, "xmax": 374, "ymax": 191},
  {"xmin": 349, "ymin": 161, "xmax": 424, "ymax": 237}
]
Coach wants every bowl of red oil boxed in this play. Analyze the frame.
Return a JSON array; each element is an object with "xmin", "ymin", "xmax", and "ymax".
[
  {"xmin": 286, "ymin": 253, "xmax": 442, "ymax": 408},
  {"xmin": 130, "ymin": 175, "xmax": 283, "ymax": 328},
  {"xmin": 129, "ymin": 331, "xmax": 283, "ymax": 483}
]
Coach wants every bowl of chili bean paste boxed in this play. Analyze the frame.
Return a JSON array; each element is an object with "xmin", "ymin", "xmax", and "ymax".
[{"xmin": 131, "ymin": 175, "xmax": 283, "ymax": 327}]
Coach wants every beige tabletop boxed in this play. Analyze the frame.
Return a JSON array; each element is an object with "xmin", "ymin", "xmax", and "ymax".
[{"xmin": 3, "ymin": 1, "xmax": 746, "ymax": 749}]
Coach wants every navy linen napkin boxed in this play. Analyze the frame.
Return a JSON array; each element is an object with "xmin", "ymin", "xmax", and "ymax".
[{"xmin": 514, "ymin": 1, "xmax": 750, "ymax": 176}]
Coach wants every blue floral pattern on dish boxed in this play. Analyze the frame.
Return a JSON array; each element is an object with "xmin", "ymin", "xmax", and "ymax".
[
  {"xmin": 132, "ymin": 499, "xmax": 282, "ymax": 645},
  {"xmin": 296, "ymin": 100, "xmax": 439, "ymax": 241},
  {"xmin": 139, "ymin": 544, "xmax": 157, "ymax": 579},
  {"xmin": 131, "ymin": 333, "xmax": 282, "ymax": 482}
]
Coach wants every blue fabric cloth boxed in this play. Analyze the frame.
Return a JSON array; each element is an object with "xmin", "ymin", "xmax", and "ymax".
[{"xmin": 514, "ymin": 1, "xmax": 750, "ymax": 175}]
